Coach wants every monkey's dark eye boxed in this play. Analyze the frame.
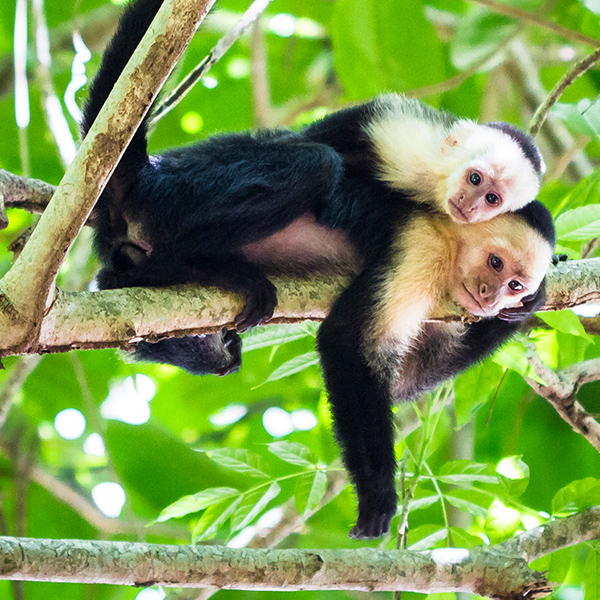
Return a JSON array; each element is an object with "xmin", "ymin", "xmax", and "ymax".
[
  {"xmin": 489, "ymin": 254, "xmax": 503, "ymax": 272},
  {"xmin": 485, "ymin": 193, "xmax": 499, "ymax": 206},
  {"xmin": 509, "ymin": 280, "xmax": 523, "ymax": 291},
  {"xmin": 469, "ymin": 172, "xmax": 482, "ymax": 186}
]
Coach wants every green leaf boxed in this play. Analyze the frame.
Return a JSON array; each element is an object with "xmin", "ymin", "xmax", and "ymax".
[
  {"xmin": 260, "ymin": 351, "xmax": 320, "ymax": 385},
  {"xmin": 555, "ymin": 205, "xmax": 600, "ymax": 241},
  {"xmin": 243, "ymin": 323, "xmax": 319, "ymax": 352},
  {"xmin": 192, "ymin": 496, "xmax": 243, "ymax": 542},
  {"xmin": 268, "ymin": 441, "xmax": 317, "ymax": 467},
  {"xmin": 408, "ymin": 495, "xmax": 439, "ymax": 512},
  {"xmin": 230, "ymin": 482, "xmax": 281, "ymax": 532},
  {"xmin": 331, "ymin": 0, "xmax": 446, "ymax": 99},
  {"xmin": 206, "ymin": 448, "xmax": 269, "ymax": 479},
  {"xmin": 537, "ymin": 310, "xmax": 593, "ymax": 342},
  {"xmin": 445, "ymin": 495, "xmax": 488, "ymax": 519},
  {"xmin": 438, "ymin": 460, "xmax": 497, "ymax": 485},
  {"xmin": 492, "ymin": 344, "xmax": 528, "ymax": 376},
  {"xmin": 408, "ymin": 527, "xmax": 447, "ymax": 550},
  {"xmin": 156, "ymin": 487, "xmax": 240, "ymax": 522},
  {"xmin": 295, "ymin": 470, "xmax": 328, "ymax": 515},
  {"xmin": 553, "ymin": 169, "xmax": 600, "ymax": 214},
  {"xmin": 484, "ymin": 500, "xmax": 521, "ymax": 543},
  {"xmin": 454, "ymin": 361, "xmax": 504, "ymax": 427},
  {"xmin": 553, "ymin": 102, "xmax": 599, "ymax": 137},
  {"xmin": 448, "ymin": 527, "xmax": 484, "ymax": 549},
  {"xmin": 584, "ymin": 548, "xmax": 600, "ymax": 600},
  {"xmin": 552, "ymin": 478, "xmax": 600, "ymax": 515},
  {"xmin": 496, "ymin": 456, "xmax": 530, "ymax": 498}
]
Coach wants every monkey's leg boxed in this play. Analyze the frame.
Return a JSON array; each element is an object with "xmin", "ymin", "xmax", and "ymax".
[
  {"xmin": 317, "ymin": 273, "xmax": 398, "ymax": 540},
  {"xmin": 134, "ymin": 329, "xmax": 241, "ymax": 376}
]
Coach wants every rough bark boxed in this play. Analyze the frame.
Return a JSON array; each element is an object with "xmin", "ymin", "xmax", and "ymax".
[
  {"xmin": 1, "ymin": 507, "xmax": 598, "ymax": 597},
  {"xmin": 0, "ymin": 537, "xmax": 548, "ymax": 597}
]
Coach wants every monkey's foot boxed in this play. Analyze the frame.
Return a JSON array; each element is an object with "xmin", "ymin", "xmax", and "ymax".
[
  {"xmin": 349, "ymin": 508, "xmax": 396, "ymax": 540},
  {"xmin": 234, "ymin": 278, "xmax": 277, "ymax": 332}
]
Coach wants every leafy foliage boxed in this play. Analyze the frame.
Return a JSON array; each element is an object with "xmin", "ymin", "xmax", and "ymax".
[{"xmin": 0, "ymin": 0, "xmax": 599, "ymax": 598}]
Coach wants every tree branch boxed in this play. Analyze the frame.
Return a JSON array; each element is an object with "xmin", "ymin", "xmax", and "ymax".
[
  {"xmin": 0, "ymin": 257, "xmax": 594, "ymax": 358},
  {"xmin": 4, "ymin": 508, "xmax": 599, "ymax": 596},
  {"xmin": 149, "ymin": 0, "xmax": 274, "ymax": 127},
  {"xmin": 470, "ymin": 0, "xmax": 600, "ymax": 47},
  {"xmin": 529, "ymin": 46, "xmax": 600, "ymax": 137},
  {"xmin": 500, "ymin": 505, "xmax": 600, "ymax": 562},
  {"xmin": 525, "ymin": 351, "xmax": 600, "ymax": 453},
  {"xmin": 0, "ymin": 0, "xmax": 216, "ymax": 355}
]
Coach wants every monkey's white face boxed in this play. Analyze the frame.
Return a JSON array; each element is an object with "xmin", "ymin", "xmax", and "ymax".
[
  {"xmin": 442, "ymin": 126, "xmax": 542, "ymax": 224},
  {"xmin": 450, "ymin": 216, "xmax": 552, "ymax": 317},
  {"xmin": 446, "ymin": 164, "xmax": 505, "ymax": 223}
]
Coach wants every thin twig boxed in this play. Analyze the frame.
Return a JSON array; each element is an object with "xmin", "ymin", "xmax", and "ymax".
[
  {"xmin": 149, "ymin": 0, "xmax": 274, "ymax": 127},
  {"xmin": 508, "ymin": 39, "xmax": 594, "ymax": 180},
  {"xmin": 529, "ymin": 47, "xmax": 600, "ymax": 137},
  {"xmin": 471, "ymin": 0, "xmax": 600, "ymax": 47}
]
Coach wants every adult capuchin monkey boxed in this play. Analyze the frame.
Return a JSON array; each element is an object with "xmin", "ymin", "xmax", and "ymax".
[{"xmin": 82, "ymin": 0, "xmax": 556, "ymax": 539}]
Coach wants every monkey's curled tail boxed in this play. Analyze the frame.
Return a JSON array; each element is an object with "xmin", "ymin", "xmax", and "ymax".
[{"xmin": 81, "ymin": 0, "xmax": 166, "ymax": 175}]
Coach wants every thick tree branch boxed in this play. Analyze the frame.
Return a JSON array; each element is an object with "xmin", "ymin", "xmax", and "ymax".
[
  {"xmin": 4, "ymin": 507, "xmax": 599, "ymax": 597},
  {"xmin": 0, "ymin": 531, "xmax": 553, "ymax": 597},
  {"xmin": 0, "ymin": 258, "xmax": 595, "ymax": 358},
  {"xmin": 500, "ymin": 505, "xmax": 600, "ymax": 562}
]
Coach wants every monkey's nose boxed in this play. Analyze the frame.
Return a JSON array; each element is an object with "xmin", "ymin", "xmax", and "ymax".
[{"xmin": 479, "ymin": 283, "xmax": 497, "ymax": 303}]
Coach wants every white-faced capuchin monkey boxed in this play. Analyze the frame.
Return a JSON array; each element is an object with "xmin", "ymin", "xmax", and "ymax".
[
  {"xmin": 82, "ymin": 0, "xmax": 556, "ymax": 540},
  {"xmin": 304, "ymin": 95, "xmax": 545, "ymax": 224}
]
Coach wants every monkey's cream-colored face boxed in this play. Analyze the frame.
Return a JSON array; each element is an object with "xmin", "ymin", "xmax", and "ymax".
[
  {"xmin": 450, "ymin": 216, "xmax": 553, "ymax": 317},
  {"xmin": 442, "ymin": 126, "xmax": 541, "ymax": 224}
]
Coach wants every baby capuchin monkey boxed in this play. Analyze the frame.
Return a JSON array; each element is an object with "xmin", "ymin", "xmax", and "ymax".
[
  {"xmin": 305, "ymin": 95, "xmax": 544, "ymax": 224},
  {"xmin": 83, "ymin": 0, "xmax": 555, "ymax": 541}
]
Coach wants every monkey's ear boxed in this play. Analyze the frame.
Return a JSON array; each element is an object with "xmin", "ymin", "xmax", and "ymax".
[
  {"xmin": 441, "ymin": 133, "xmax": 459, "ymax": 152},
  {"xmin": 441, "ymin": 122, "xmax": 476, "ymax": 154}
]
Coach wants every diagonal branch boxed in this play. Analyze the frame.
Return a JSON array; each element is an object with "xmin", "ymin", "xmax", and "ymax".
[
  {"xmin": 525, "ymin": 350, "xmax": 600, "ymax": 453},
  {"xmin": 529, "ymin": 47, "xmax": 600, "ymax": 137},
  {"xmin": 149, "ymin": 0, "xmax": 274, "ymax": 127},
  {"xmin": 470, "ymin": 0, "xmax": 600, "ymax": 47}
]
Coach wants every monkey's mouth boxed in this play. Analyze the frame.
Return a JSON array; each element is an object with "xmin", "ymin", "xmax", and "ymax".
[
  {"xmin": 461, "ymin": 284, "xmax": 485, "ymax": 314},
  {"xmin": 449, "ymin": 201, "xmax": 469, "ymax": 223}
]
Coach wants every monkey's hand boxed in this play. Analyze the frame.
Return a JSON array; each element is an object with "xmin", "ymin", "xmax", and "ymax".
[
  {"xmin": 349, "ymin": 487, "xmax": 397, "ymax": 540},
  {"xmin": 497, "ymin": 280, "xmax": 546, "ymax": 322}
]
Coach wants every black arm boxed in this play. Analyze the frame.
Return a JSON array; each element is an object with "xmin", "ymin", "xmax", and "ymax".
[{"xmin": 317, "ymin": 270, "xmax": 398, "ymax": 539}]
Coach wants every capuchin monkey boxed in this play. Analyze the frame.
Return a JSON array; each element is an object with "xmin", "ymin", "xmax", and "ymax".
[
  {"xmin": 304, "ymin": 96, "xmax": 545, "ymax": 224},
  {"xmin": 83, "ymin": 0, "xmax": 556, "ymax": 539}
]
